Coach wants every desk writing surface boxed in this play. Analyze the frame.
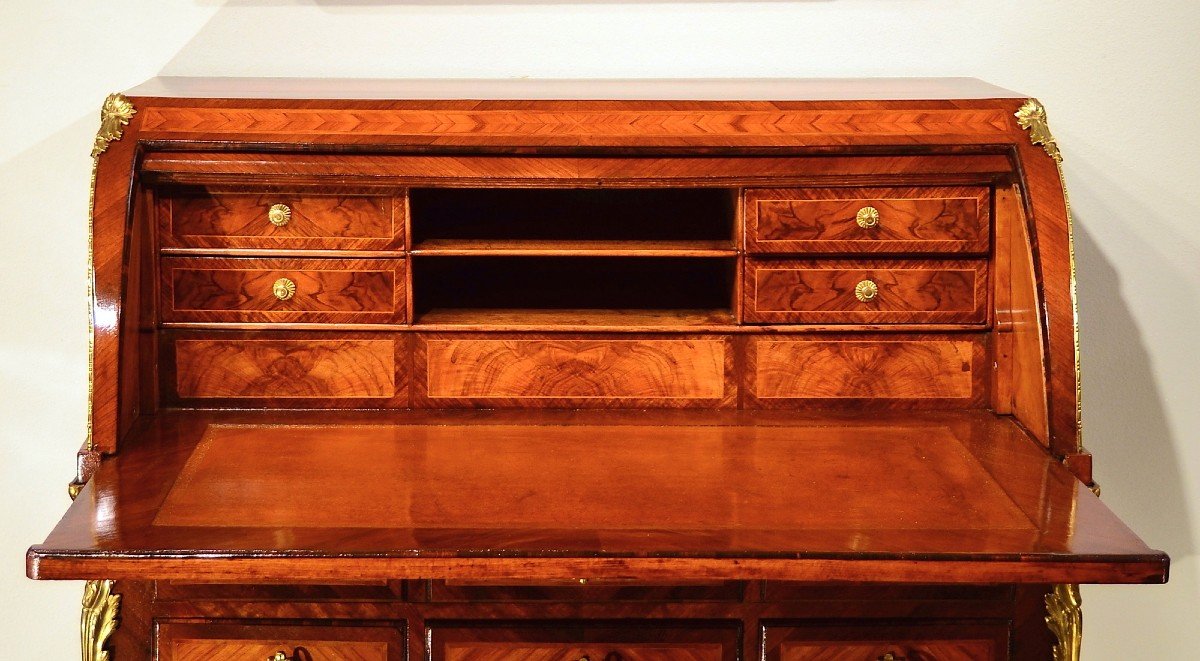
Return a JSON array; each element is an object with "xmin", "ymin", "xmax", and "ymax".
[{"xmin": 28, "ymin": 410, "xmax": 1166, "ymax": 584}]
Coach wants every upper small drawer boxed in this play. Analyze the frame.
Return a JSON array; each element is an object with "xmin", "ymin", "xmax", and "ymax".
[
  {"xmin": 158, "ymin": 188, "xmax": 402, "ymax": 251},
  {"xmin": 746, "ymin": 186, "xmax": 990, "ymax": 254}
]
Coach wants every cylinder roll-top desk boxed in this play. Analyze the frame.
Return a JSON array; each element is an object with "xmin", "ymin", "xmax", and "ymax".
[{"xmin": 27, "ymin": 78, "xmax": 1167, "ymax": 660}]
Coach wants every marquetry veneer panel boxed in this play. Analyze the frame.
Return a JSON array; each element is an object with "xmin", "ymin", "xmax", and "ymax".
[
  {"xmin": 746, "ymin": 186, "xmax": 990, "ymax": 255},
  {"xmin": 763, "ymin": 622, "xmax": 1008, "ymax": 661},
  {"xmin": 746, "ymin": 336, "xmax": 988, "ymax": 408},
  {"xmin": 744, "ymin": 259, "xmax": 988, "ymax": 325},
  {"xmin": 160, "ymin": 189, "xmax": 402, "ymax": 251},
  {"xmin": 162, "ymin": 332, "xmax": 409, "ymax": 408},
  {"xmin": 430, "ymin": 623, "xmax": 738, "ymax": 661},
  {"xmin": 160, "ymin": 257, "xmax": 406, "ymax": 324},
  {"xmin": 415, "ymin": 335, "xmax": 735, "ymax": 408}
]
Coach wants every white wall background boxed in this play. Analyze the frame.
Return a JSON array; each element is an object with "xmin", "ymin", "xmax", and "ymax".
[{"xmin": 2, "ymin": 1, "xmax": 1197, "ymax": 658}]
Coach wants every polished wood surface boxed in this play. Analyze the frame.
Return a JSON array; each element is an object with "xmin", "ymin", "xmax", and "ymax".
[
  {"xmin": 164, "ymin": 332, "xmax": 408, "ymax": 407},
  {"xmin": 431, "ymin": 622, "xmax": 738, "ymax": 661},
  {"xmin": 747, "ymin": 336, "xmax": 986, "ymax": 406},
  {"xmin": 764, "ymin": 623, "xmax": 1008, "ymax": 661},
  {"xmin": 29, "ymin": 409, "xmax": 1165, "ymax": 583},
  {"xmin": 158, "ymin": 622, "xmax": 403, "ymax": 661},
  {"xmin": 160, "ymin": 189, "xmax": 402, "ymax": 251},
  {"xmin": 161, "ymin": 256, "xmax": 406, "ymax": 324},
  {"xmin": 417, "ymin": 336, "xmax": 732, "ymax": 407},
  {"xmin": 746, "ymin": 186, "xmax": 990, "ymax": 255},
  {"xmin": 745, "ymin": 259, "xmax": 988, "ymax": 324}
]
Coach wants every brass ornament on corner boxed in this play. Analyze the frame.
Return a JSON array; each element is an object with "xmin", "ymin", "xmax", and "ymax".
[
  {"xmin": 81, "ymin": 579, "xmax": 120, "ymax": 661},
  {"xmin": 91, "ymin": 94, "xmax": 136, "ymax": 158},
  {"xmin": 1045, "ymin": 583, "xmax": 1082, "ymax": 661},
  {"xmin": 1015, "ymin": 99, "xmax": 1062, "ymax": 163}
]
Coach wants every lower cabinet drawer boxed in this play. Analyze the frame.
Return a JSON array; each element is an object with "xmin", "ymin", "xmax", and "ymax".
[
  {"xmin": 762, "ymin": 622, "xmax": 1008, "ymax": 661},
  {"xmin": 415, "ymin": 334, "xmax": 734, "ymax": 408},
  {"xmin": 430, "ymin": 622, "xmax": 739, "ymax": 661},
  {"xmin": 158, "ymin": 622, "xmax": 404, "ymax": 660},
  {"xmin": 161, "ymin": 332, "xmax": 409, "ymax": 408}
]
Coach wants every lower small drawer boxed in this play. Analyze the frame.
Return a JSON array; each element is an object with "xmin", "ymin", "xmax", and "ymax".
[
  {"xmin": 763, "ymin": 622, "xmax": 1008, "ymax": 661},
  {"xmin": 430, "ymin": 622, "xmax": 739, "ymax": 661},
  {"xmin": 161, "ymin": 331, "xmax": 409, "ymax": 408},
  {"xmin": 158, "ymin": 622, "xmax": 404, "ymax": 661}
]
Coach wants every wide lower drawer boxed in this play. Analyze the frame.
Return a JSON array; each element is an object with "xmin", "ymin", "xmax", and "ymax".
[
  {"xmin": 161, "ymin": 256, "xmax": 406, "ymax": 324},
  {"xmin": 762, "ymin": 622, "xmax": 1008, "ymax": 661},
  {"xmin": 158, "ymin": 622, "xmax": 404, "ymax": 660},
  {"xmin": 430, "ymin": 622, "xmax": 739, "ymax": 661},
  {"xmin": 161, "ymin": 331, "xmax": 408, "ymax": 408},
  {"xmin": 744, "ymin": 259, "xmax": 988, "ymax": 325},
  {"xmin": 745, "ymin": 186, "xmax": 990, "ymax": 254},
  {"xmin": 158, "ymin": 188, "xmax": 402, "ymax": 251},
  {"xmin": 415, "ymin": 334, "xmax": 735, "ymax": 408}
]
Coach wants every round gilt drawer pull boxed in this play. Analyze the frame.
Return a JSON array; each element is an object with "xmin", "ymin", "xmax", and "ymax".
[
  {"xmin": 856, "ymin": 205, "xmax": 880, "ymax": 229},
  {"xmin": 268, "ymin": 203, "xmax": 292, "ymax": 227},
  {"xmin": 878, "ymin": 653, "xmax": 905, "ymax": 661},
  {"xmin": 854, "ymin": 279, "xmax": 879, "ymax": 302},
  {"xmin": 268, "ymin": 652, "xmax": 296, "ymax": 661},
  {"xmin": 272, "ymin": 277, "xmax": 297, "ymax": 301}
]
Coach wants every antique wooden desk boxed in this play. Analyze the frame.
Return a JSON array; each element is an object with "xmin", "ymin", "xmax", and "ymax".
[{"xmin": 28, "ymin": 78, "xmax": 1167, "ymax": 660}]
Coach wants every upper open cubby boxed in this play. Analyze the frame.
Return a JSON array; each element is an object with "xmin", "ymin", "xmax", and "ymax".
[{"xmin": 409, "ymin": 187, "xmax": 736, "ymax": 254}]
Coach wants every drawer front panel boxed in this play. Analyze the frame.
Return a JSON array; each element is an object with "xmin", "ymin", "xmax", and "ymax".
[
  {"xmin": 162, "ymin": 332, "xmax": 409, "ymax": 408},
  {"xmin": 161, "ymin": 257, "xmax": 406, "ymax": 324},
  {"xmin": 747, "ymin": 336, "xmax": 987, "ymax": 407},
  {"xmin": 764, "ymin": 623, "xmax": 1007, "ymax": 661},
  {"xmin": 745, "ymin": 259, "xmax": 987, "ymax": 324},
  {"xmin": 159, "ymin": 623, "xmax": 403, "ymax": 661},
  {"xmin": 161, "ymin": 190, "xmax": 401, "ymax": 250},
  {"xmin": 431, "ymin": 624, "xmax": 737, "ymax": 661},
  {"xmin": 746, "ymin": 187, "xmax": 990, "ymax": 254},
  {"xmin": 416, "ymin": 335, "xmax": 734, "ymax": 408}
]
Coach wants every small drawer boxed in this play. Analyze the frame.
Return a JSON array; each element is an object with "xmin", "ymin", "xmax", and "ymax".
[
  {"xmin": 161, "ymin": 257, "xmax": 406, "ymax": 324},
  {"xmin": 157, "ymin": 580, "xmax": 403, "ymax": 601},
  {"xmin": 158, "ymin": 188, "xmax": 402, "ymax": 251},
  {"xmin": 415, "ymin": 334, "xmax": 735, "ymax": 408},
  {"xmin": 158, "ymin": 622, "xmax": 404, "ymax": 661},
  {"xmin": 161, "ymin": 331, "xmax": 409, "ymax": 408},
  {"xmin": 746, "ymin": 187, "xmax": 990, "ymax": 254},
  {"xmin": 430, "ymin": 622, "xmax": 738, "ymax": 661},
  {"xmin": 426, "ymin": 579, "xmax": 744, "ymax": 602},
  {"xmin": 744, "ymin": 259, "xmax": 988, "ymax": 325},
  {"xmin": 763, "ymin": 622, "xmax": 1008, "ymax": 661}
]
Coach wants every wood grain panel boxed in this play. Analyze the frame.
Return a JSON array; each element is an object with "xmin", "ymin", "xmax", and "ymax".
[
  {"xmin": 745, "ymin": 259, "xmax": 988, "ymax": 324},
  {"xmin": 159, "ymin": 622, "xmax": 403, "ymax": 661},
  {"xmin": 748, "ymin": 337, "xmax": 986, "ymax": 407},
  {"xmin": 162, "ymin": 332, "xmax": 409, "ymax": 408},
  {"xmin": 417, "ymin": 335, "xmax": 734, "ymax": 408},
  {"xmin": 431, "ymin": 624, "xmax": 738, "ymax": 661},
  {"xmin": 764, "ymin": 623, "xmax": 1008, "ymax": 661},
  {"xmin": 161, "ymin": 257, "xmax": 405, "ymax": 324},
  {"xmin": 161, "ymin": 189, "xmax": 401, "ymax": 250},
  {"xmin": 746, "ymin": 186, "xmax": 990, "ymax": 254}
]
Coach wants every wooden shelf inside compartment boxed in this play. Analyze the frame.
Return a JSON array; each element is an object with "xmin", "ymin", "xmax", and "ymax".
[
  {"xmin": 410, "ymin": 239, "xmax": 737, "ymax": 257},
  {"xmin": 414, "ymin": 307, "xmax": 735, "ymax": 329}
]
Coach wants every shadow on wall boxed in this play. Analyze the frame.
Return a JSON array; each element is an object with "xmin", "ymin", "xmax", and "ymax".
[{"xmin": 1073, "ymin": 207, "xmax": 1193, "ymax": 559}]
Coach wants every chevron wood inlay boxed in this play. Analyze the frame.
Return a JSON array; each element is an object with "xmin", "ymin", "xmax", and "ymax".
[{"xmin": 141, "ymin": 107, "xmax": 1012, "ymax": 138}]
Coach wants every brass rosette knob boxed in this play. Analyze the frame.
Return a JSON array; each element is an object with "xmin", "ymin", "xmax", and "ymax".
[
  {"xmin": 854, "ymin": 279, "xmax": 879, "ymax": 302},
  {"xmin": 272, "ymin": 277, "xmax": 297, "ymax": 301},
  {"xmin": 856, "ymin": 205, "xmax": 880, "ymax": 229},
  {"xmin": 268, "ymin": 203, "xmax": 292, "ymax": 227}
]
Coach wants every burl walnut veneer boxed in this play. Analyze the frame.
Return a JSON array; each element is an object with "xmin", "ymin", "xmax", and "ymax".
[{"xmin": 26, "ymin": 78, "xmax": 1167, "ymax": 661}]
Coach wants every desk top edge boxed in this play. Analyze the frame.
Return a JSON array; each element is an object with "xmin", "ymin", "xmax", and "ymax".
[{"xmin": 124, "ymin": 76, "xmax": 1028, "ymax": 102}]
